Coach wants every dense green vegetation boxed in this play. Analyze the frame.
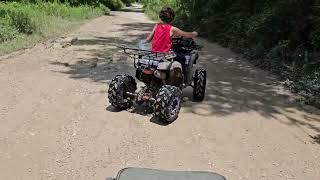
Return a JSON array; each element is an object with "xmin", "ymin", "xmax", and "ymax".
[
  {"xmin": 143, "ymin": 0, "xmax": 320, "ymax": 107},
  {"xmin": 2, "ymin": 0, "xmax": 136, "ymax": 10},
  {"xmin": 0, "ymin": 0, "xmax": 136, "ymax": 54}
]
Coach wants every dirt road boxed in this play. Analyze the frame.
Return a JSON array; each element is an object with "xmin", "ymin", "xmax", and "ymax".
[{"xmin": 1, "ymin": 6, "xmax": 320, "ymax": 180}]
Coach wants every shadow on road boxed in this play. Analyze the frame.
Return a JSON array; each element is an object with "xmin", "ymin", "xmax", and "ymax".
[
  {"xmin": 106, "ymin": 103, "xmax": 171, "ymax": 126},
  {"xmin": 149, "ymin": 117, "xmax": 172, "ymax": 126},
  {"xmin": 51, "ymin": 19, "xmax": 320, "ymax": 132},
  {"xmin": 52, "ymin": 22, "xmax": 154, "ymax": 83},
  {"xmin": 311, "ymin": 134, "xmax": 320, "ymax": 144}
]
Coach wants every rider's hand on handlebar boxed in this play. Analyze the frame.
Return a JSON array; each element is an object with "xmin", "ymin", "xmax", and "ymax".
[{"xmin": 192, "ymin": 31, "xmax": 198, "ymax": 38}]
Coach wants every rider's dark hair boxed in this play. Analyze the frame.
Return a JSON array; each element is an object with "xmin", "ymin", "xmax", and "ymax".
[{"xmin": 159, "ymin": 6, "xmax": 175, "ymax": 24}]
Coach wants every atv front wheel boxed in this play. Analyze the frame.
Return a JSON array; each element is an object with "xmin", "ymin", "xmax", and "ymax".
[
  {"xmin": 193, "ymin": 69, "xmax": 207, "ymax": 102},
  {"xmin": 154, "ymin": 85, "xmax": 182, "ymax": 123},
  {"xmin": 108, "ymin": 74, "xmax": 137, "ymax": 110}
]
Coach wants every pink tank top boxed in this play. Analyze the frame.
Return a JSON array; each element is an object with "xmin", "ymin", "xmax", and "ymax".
[{"xmin": 152, "ymin": 23, "xmax": 172, "ymax": 52}]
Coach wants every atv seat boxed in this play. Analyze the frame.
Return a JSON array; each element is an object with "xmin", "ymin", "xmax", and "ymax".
[{"xmin": 107, "ymin": 167, "xmax": 226, "ymax": 180}]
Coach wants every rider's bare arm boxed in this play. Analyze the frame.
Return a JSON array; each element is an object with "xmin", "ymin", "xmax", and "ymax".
[
  {"xmin": 146, "ymin": 25, "xmax": 157, "ymax": 43},
  {"xmin": 171, "ymin": 26, "xmax": 198, "ymax": 38}
]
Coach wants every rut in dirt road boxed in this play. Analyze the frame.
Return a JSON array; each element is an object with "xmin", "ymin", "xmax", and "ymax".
[{"xmin": 0, "ymin": 5, "xmax": 320, "ymax": 180}]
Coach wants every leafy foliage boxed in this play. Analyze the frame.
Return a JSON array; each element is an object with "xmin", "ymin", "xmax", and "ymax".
[
  {"xmin": 103, "ymin": 0, "xmax": 124, "ymax": 11},
  {"xmin": 9, "ymin": 11, "xmax": 35, "ymax": 34},
  {"xmin": 0, "ymin": 21, "xmax": 18, "ymax": 42}
]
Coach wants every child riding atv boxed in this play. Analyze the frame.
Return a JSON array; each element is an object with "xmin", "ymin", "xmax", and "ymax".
[
  {"xmin": 146, "ymin": 6, "xmax": 199, "ymax": 84},
  {"xmin": 146, "ymin": 6, "xmax": 198, "ymax": 52},
  {"xmin": 108, "ymin": 6, "xmax": 206, "ymax": 123}
]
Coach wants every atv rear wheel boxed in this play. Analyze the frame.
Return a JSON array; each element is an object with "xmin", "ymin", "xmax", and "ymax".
[
  {"xmin": 193, "ymin": 69, "xmax": 207, "ymax": 102},
  {"xmin": 154, "ymin": 85, "xmax": 182, "ymax": 123},
  {"xmin": 108, "ymin": 74, "xmax": 137, "ymax": 110}
]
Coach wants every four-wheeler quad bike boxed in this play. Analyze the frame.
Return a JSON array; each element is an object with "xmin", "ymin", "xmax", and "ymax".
[
  {"xmin": 108, "ymin": 37, "xmax": 207, "ymax": 123},
  {"xmin": 106, "ymin": 167, "xmax": 227, "ymax": 180}
]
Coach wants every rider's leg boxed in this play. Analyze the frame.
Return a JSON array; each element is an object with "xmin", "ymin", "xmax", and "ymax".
[{"xmin": 184, "ymin": 53, "xmax": 196, "ymax": 84}]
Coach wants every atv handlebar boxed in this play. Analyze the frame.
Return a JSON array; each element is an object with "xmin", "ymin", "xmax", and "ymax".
[{"xmin": 172, "ymin": 37, "xmax": 203, "ymax": 51}]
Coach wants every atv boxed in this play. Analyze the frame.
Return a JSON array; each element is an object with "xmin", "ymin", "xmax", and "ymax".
[{"xmin": 108, "ymin": 37, "xmax": 206, "ymax": 123}]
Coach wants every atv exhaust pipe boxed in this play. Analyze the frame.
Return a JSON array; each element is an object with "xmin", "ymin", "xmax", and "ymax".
[
  {"xmin": 126, "ymin": 92, "xmax": 155, "ymax": 102},
  {"xmin": 126, "ymin": 92, "xmax": 136, "ymax": 97}
]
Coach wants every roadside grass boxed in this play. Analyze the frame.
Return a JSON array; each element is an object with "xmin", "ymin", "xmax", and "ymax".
[{"xmin": 0, "ymin": 2, "xmax": 108, "ymax": 55}]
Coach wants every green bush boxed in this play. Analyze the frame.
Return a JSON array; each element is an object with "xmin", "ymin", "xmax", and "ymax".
[
  {"xmin": 142, "ymin": 0, "xmax": 176, "ymax": 20},
  {"xmin": 104, "ymin": 0, "xmax": 124, "ymax": 11},
  {"xmin": 121, "ymin": 0, "xmax": 135, "ymax": 6},
  {"xmin": 0, "ymin": 10, "xmax": 17, "ymax": 42},
  {"xmin": 98, "ymin": 3, "xmax": 111, "ymax": 15},
  {"xmin": 9, "ymin": 11, "xmax": 35, "ymax": 34},
  {"xmin": 0, "ymin": 22, "xmax": 18, "ymax": 42}
]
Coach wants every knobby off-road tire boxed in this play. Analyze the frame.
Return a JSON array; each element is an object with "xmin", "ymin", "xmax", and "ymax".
[
  {"xmin": 193, "ymin": 69, "xmax": 207, "ymax": 102},
  {"xmin": 108, "ymin": 74, "xmax": 137, "ymax": 110},
  {"xmin": 154, "ymin": 85, "xmax": 182, "ymax": 123}
]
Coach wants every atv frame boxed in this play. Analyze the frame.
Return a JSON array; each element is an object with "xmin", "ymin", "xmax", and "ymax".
[{"xmin": 108, "ymin": 37, "xmax": 206, "ymax": 123}]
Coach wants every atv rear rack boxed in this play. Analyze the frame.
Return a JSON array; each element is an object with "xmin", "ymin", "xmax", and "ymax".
[{"xmin": 118, "ymin": 45, "xmax": 176, "ymax": 62}]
